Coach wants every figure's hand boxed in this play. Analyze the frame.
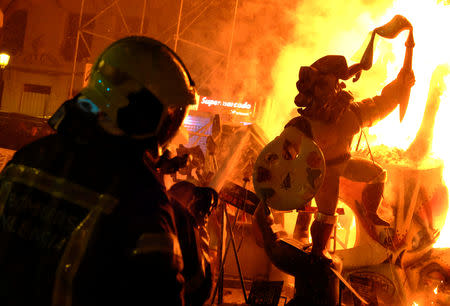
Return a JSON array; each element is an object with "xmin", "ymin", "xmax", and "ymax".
[
  {"xmin": 398, "ymin": 69, "xmax": 416, "ymax": 88},
  {"xmin": 156, "ymin": 152, "xmax": 189, "ymax": 174},
  {"xmin": 254, "ymin": 201, "xmax": 274, "ymax": 226}
]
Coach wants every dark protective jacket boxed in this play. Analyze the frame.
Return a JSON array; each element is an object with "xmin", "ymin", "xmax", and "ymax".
[
  {"xmin": 171, "ymin": 200, "xmax": 212, "ymax": 306},
  {"xmin": 0, "ymin": 99, "xmax": 184, "ymax": 306}
]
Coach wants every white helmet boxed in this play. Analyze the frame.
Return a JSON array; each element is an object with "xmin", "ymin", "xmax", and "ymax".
[{"xmin": 80, "ymin": 36, "xmax": 198, "ymax": 147}]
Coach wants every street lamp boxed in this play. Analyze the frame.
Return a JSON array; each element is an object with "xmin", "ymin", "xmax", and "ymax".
[
  {"xmin": 0, "ymin": 53, "xmax": 10, "ymax": 69},
  {"xmin": 0, "ymin": 52, "xmax": 10, "ymax": 109}
]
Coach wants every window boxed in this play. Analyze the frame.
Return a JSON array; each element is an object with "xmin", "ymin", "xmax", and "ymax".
[
  {"xmin": 19, "ymin": 84, "xmax": 52, "ymax": 118},
  {"xmin": 0, "ymin": 9, "xmax": 28, "ymax": 55}
]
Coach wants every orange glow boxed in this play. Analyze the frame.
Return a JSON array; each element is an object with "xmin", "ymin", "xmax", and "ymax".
[{"xmin": 260, "ymin": 0, "xmax": 450, "ymax": 246}]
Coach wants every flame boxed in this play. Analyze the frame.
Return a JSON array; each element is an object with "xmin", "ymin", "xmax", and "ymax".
[
  {"xmin": 434, "ymin": 286, "xmax": 438, "ymax": 294},
  {"xmin": 364, "ymin": 0, "xmax": 450, "ymax": 246},
  {"xmin": 260, "ymin": 0, "xmax": 450, "ymax": 245},
  {"xmin": 262, "ymin": 0, "xmax": 450, "ymax": 143},
  {"xmin": 367, "ymin": 0, "xmax": 450, "ymax": 150}
]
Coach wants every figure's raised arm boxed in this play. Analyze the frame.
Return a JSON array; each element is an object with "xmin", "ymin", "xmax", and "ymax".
[{"xmin": 351, "ymin": 69, "xmax": 415, "ymax": 128}]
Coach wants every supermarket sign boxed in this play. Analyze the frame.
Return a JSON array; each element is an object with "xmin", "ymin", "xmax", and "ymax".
[{"xmin": 196, "ymin": 96, "xmax": 255, "ymax": 117}]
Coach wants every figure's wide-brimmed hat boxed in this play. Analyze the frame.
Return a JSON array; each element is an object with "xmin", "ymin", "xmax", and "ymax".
[
  {"xmin": 310, "ymin": 55, "xmax": 363, "ymax": 81},
  {"xmin": 298, "ymin": 55, "xmax": 364, "ymax": 88},
  {"xmin": 296, "ymin": 55, "xmax": 363, "ymax": 103},
  {"xmin": 299, "ymin": 15, "xmax": 414, "ymax": 86}
]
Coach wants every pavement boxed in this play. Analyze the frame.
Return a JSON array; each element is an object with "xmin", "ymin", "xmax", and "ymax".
[{"xmin": 208, "ymin": 275, "xmax": 295, "ymax": 305}]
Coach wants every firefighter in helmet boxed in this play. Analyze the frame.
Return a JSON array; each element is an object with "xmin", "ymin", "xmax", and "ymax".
[{"xmin": 0, "ymin": 36, "xmax": 197, "ymax": 306}]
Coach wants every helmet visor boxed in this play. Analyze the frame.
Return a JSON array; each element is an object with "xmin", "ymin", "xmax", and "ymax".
[
  {"xmin": 116, "ymin": 87, "xmax": 164, "ymax": 136},
  {"xmin": 157, "ymin": 105, "xmax": 188, "ymax": 146}
]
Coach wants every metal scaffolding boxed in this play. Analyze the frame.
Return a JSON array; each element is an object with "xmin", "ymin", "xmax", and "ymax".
[{"xmin": 69, "ymin": 0, "xmax": 239, "ymax": 97}]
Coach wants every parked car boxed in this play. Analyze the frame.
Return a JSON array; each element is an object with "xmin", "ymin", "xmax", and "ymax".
[{"xmin": 0, "ymin": 111, "xmax": 54, "ymax": 171}]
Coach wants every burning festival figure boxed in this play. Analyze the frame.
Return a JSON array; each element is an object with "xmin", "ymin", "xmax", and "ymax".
[
  {"xmin": 292, "ymin": 54, "xmax": 415, "ymax": 259},
  {"xmin": 0, "ymin": 37, "xmax": 198, "ymax": 306},
  {"xmin": 253, "ymin": 16, "xmax": 416, "ymax": 305}
]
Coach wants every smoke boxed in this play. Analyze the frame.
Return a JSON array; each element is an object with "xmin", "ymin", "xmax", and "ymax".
[
  {"xmin": 170, "ymin": 0, "xmax": 298, "ymax": 111},
  {"xmin": 165, "ymin": 0, "xmax": 447, "ymax": 144}
]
